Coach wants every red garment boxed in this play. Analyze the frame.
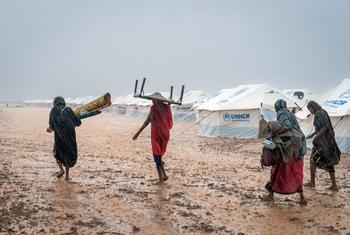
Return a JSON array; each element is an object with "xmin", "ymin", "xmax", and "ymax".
[
  {"xmin": 150, "ymin": 100, "xmax": 173, "ymax": 156},
  {"xmin": 267, "ymin": 154, "xmax": 304, "ymax": 194}
]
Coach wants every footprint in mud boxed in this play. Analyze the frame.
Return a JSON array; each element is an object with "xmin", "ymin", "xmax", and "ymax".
[
  {"xmin": 189, "ymin": 221, "xmax": 226, "ymax": 233},
  {"xmin": 288, "ymin": 216, "xmax": 300, "ymax": 222},
  {"xmin": 169, "ymin": 192, "xmax": 184, "ymax": 198},
  {"xmin": 76, "ymin": 217, "xmax": 105, "ymax": 228},
  {"xmin": 130, "ymin": 174, "xmax": 145, "ymax": 179},
  {"xmin": 177, "ymin": 210, "xmax": 196, "ymax": 218},
  {"xmin": 174, "ymin": 199, "xmax": 202, "ymax": 210},
  {"xmin": 323, "ymin": 225, "xmax": 340, "ymax": 233},
  {"xmin": 132, "ymin": 225, "xmax": 140, "ymax": 232}
]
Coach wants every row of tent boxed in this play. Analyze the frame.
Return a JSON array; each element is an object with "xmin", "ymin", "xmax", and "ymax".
[
  {"xmin": 23, "ymin": 78, "xmax": 350, "ymax": 153},
  {"xmin": 110, "ymin": 90, "xmax": 209, "ymax": 121},
  {"xmin": 194, "ymin": 80, "xmax": 349, "ymax": 154}
]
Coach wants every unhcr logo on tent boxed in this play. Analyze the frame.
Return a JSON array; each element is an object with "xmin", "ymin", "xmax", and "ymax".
[
  {"xmin": 324, "ymin": 100, "xmax": 347, "ymax": 108},
  {"xmin": 324, "ymin": 89, "xmax": 350, "ymax": 108},
  {"xmin": 223, "ymin": 113, "xmax": 250, "ymax": 122}
]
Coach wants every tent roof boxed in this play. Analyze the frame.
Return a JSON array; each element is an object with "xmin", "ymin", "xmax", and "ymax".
[
  {"xmin": 112, "ymin": 94, "xmax": 135, "ymax": 105},
  {"xmin": 296, "ymin": 78, "xmax": 350, "ymax": 118},
  {"xmin": 181, "ymin": 90, "xmax": 209, "ymax": 106},
  {"xmin": 283, "ymin": 89, "xmax": 314, "ymax": 96},
  {"xmin": 120, "ymin": 92, "xmax": 176, "ymax": 106},
  {"xmin": 126, "ymin": 95, "xmax": 152, "ymax": 106},
  {"xmin": 23, "ymin": 99, "xmax": 52, "ymax": 104},
  {"xmin": 282, "ymin": 89, "xmax": 317, "ymax": 109},
  {"xmin": 66, "ymin": 96, "xmax": 96, "ymax": 104},
  {"xmin": 196, "ymin": 84, "xmax": 298, "ymax": 111}
]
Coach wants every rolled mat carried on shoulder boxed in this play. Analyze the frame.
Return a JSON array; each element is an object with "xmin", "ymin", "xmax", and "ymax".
[{"xmin": 74, "ymin": 93, "xmax": 112, "ymax": 119}]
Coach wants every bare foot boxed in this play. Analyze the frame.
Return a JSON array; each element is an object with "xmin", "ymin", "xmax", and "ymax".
[
  {"xmin": 304, "ymin": 182, "xmax": 315, "ymax": 188},
  {"xmin": 299, "ymin": 198, "xmax": 308, "ymax": 205},
  {"xmin": 328, "ymin": 185, "xmax": 338, "ymax": 191},
  {"xmin": 155, "ymin": 180, "xmax": 164, "ymax": 185},
  {"xmin": 163, "ymin": 176, "xmax": 169, "ymax": 182},
  {"xmin": 57, "ymin": 171, "xmax": 65, "ymax": 179},
  {"xmin": 65, "ymin": 176, "xmax": 71, "ymax": 181},
  {"xmin": 259, "ymin": 194, "xmax": 274, "ymax": 202}
]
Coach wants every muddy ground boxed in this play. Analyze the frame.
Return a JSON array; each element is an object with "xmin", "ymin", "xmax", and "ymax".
[{"xmin": 0, "ymin": 107, "xmax": 349, "ymax": 235}]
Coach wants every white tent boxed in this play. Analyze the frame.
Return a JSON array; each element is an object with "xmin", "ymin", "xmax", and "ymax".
[
  {"xmin": 23, "ymin": 99, "xmax": 52, "ymax": 104},
  {"xmin": 108, "ymin": 94, "xmax": 134, "ymax": 115},
  {"xmin": 125, "ymin": 95, "xmax": 151, "ymax": 117},
  {"xmin": 296, "ymin": 78, "xmax": 350, "ymax": 153},
  {"xmin": 283, "ymin": 89, "xmax": 314, "ymax": 100},
  {"xmin": 23, "ymin": 96, "xmax": 97, "ymax": 107},
  {"xmin": 173, "ymin": 90, "xmax": 209, "ymax": 121},
  {"xmin": 283, "ymin": 89, "xmax": 317, "ymax": 110},
  {"xmin": 125, "ymin": 92, "xmax": 180, "ymax": 118},
  {"xmin": 66, "ymin": 96, "xmax": 96, "ymax": 105},
  {"xmin": 23, "ymin": 98, "xmax": 53, "ymax": 107},
  {"xmin": 195, "ymin": 84, "xmax": 299, "ymax": 138}
]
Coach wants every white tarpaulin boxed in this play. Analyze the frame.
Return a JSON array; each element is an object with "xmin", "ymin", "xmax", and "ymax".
[
  {"xmin": 283, "ymin": 89, "xmax": 317, "ymax": 111},
  {"xmin": 107, "ymin": 95, "xmax": 133, "ymax": 115},
  {"xmin": 173, "ymin": 90, "xmax": 209, "ymax": 121},
  {"xmin": 296, "ymin": 78, "xmax": 350, "ymax": 153},
  {"xmin": 125, "ymin": 92, "xmax": 174, "ymax": 118},
  {"xmin": 196, "ymin": 84, "xmax": 298, "ymax": 139},
  {"xmin": 126, "ymin": 97, "xmax": 151, "ymax": 118}
]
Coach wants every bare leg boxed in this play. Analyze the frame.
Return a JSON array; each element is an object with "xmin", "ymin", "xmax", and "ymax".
[
  {"xmin": 304, "ymin": 158, "xmax": 316, "ymax": 187},
  {"xmin": 299, "ymin": 192, "xmax": 307, "ymax": 205},
  {"xmin": 57, "ymin": 162, "xmax": 65, "ymax": 178},
  {"xmin": 65, "ymin": 166, "xmax": 70, "ymax": 181},
  {"xmin": 156, "ymin": 166, "xmax": 163, "ymax": 183},
  {"xmin": 328, "ymin": 171, "xmax": 338, "ymax": 191},
  {"xmin": 161, "ymin": 161, "xmax": 168, "ymax": 181}
]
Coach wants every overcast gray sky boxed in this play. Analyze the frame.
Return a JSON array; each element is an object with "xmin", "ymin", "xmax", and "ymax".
[{"xmin": 0, "ymin": 0, "xmax": 349, "ymax": 101}]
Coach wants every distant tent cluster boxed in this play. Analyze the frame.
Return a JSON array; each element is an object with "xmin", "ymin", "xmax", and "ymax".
[
  {"xmin": 173, "ymin": 90, "xmax": 209, "ymax": 121},
  {"xmin": 22, "ymin": 78, "xmax": 350, "ymax": 153}
]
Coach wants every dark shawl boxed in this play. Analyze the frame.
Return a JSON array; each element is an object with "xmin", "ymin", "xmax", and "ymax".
[
  {"xmin": 307, "ymin": 101, "xmax": 340, "ymax": 171},
  {"xmin": 273, "ymin": 99, "xmax": 306, "ymax": 162},
  {"xmin": 49, "ymin": 97, "xmax": 81, "ymax": 167}
]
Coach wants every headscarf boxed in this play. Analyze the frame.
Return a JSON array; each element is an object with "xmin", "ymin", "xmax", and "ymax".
[
  {"xmin": 53, "ymin": 96, "xmax": 66, "ymax": 110},
  {"xmin": 274, "ymin": 99, "xmax": 287, "ymax": 113},
  {"xmin": 307, "ymin": 100, "xmax": 334, "ymax": 136},
  {"xmin": 307, "ymin": 100, "xmax": 322, "ymax": 113},
  {"xmin": 151, "ymin": 98, "xmax": 173, "ymax": 130},
  {"xmin": 274, "ymin": 99, "xmax": 296, "ymax": 129},
  {"xmin": 273, "ymin": 99, "xmax": 306, "ymax": 160}
]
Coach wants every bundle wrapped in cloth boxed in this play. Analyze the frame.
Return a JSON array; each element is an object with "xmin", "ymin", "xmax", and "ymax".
[{"xmin": 74, "ymin": 93, "xmax": 112, "ymax": 119}]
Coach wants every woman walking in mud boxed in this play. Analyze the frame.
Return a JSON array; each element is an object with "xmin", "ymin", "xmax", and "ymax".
[
  {"xmin": 304, "ymin": 101, "xmax": 341, "ymax": 191},
  {"xmin": 133, "ymin": 93, "xmax": 173, "ymax": 183},
  {"xmin": 47, "ymin": 97, "xmax": 81, "ymax": 180},
  {"xmin": 261, "ymin": 99, "xmax": 307, "ymax": 204}
]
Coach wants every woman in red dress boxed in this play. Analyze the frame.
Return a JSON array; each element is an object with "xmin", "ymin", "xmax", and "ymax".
[
  {"xmin": 133, "ymin": 94, "xmax": 173, "ymax": 183},
  {"xmin": 261, "ymin": 99, "xmax": 307, "ymax": 204}
]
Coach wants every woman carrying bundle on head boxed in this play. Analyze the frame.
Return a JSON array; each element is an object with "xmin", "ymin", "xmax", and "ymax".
[
  {"xmin": 47, "ymin": 97, "xmax": 81, "ymax": 180},
  {"xmin": 304, "ymin": 101, "xmax": 341, "ymax": 191},
  {"xmin": 261, "ymin": 99, "xmax": 307, "ymax": 204},
  {"xmin": 133, "ymin": 93, "xmax": 173, "ymax": 183}
]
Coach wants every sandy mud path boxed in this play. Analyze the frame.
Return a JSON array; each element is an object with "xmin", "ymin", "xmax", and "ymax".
[{"xmin": 1, "ymin": 107, "xmax": 350, "ymax": 234}]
